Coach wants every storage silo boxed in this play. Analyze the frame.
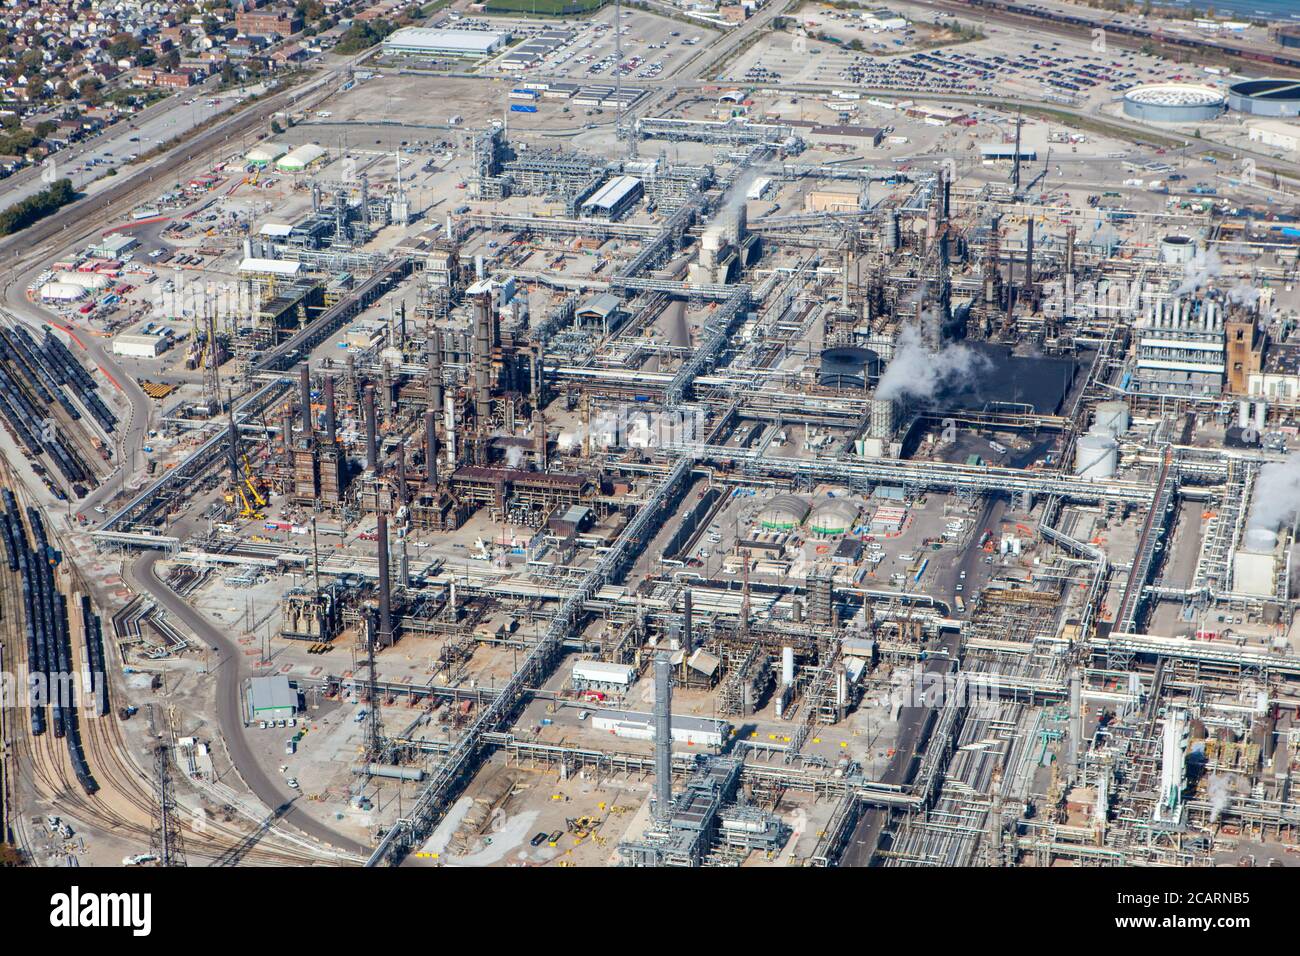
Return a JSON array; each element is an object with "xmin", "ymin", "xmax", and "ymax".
[
  {"xmin": 1160, "ymin": 235, "xmax": 1197, "ymax": 265},
  {"xmin": 1074, "ymin": 432, "xmax": 1118, "ymax": 479},
  {"xmin": 758, "ymin": 494, "xmax": 809, "ymax": 532},
  {"xmin": 1093, "ymin": 401, "xmax": 1130, "ymax": 436},
  {"xmin": 808, "ymin": 498, "xmax": 859, "ymax": 537}
]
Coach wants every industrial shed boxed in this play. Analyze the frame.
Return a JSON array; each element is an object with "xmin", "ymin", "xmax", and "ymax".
[
  {"xmin": 581, "ymin": 175, "xmax": 643, "ymax": 221},
  {"xmin": 276, "ymin": 143, "xmax": 326, "ymax": 171},
  {"xmin": 247, "ymin": 675, "xmax": 298, "ymax": 722},
  {"xmin": 590, "ymin": 709, "xmax": 728, "ymax": 747}
]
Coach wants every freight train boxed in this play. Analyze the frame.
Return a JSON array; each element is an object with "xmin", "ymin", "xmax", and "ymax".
[
  {"xmin": 959, "ymin": 0, "xmax": 1300, "ymax": 73},
  {"xmin": 2, "ymin": 486, "xmax": 99, "ymax": 794}
]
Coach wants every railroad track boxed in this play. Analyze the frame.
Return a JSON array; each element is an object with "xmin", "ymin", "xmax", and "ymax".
[{"xmin": 0, "ymin": 452, "xmax": 346, "ymax": 865}]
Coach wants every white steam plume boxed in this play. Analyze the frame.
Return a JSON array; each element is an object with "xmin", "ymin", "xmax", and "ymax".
[
  {"xmin": 1248, "ymin": 453, "xmax": 1300, "ymax": 532},
  {"xmin": 876, "ymin": 321, "xmax": 991, "ymax": 403},
  {"xmin": 1173, "ymin": 246, "xmax": 1222, "ymax": 296}
]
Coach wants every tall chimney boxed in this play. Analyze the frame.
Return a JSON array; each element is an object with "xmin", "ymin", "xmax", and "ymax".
[
  {"xmin": 653, "ymin": 652, "xmax": 673, "ymax": 826},
  {"xmin": 396, "ymin": 442, "xmax": 407, "ymax": 505},
  {"xmin": 1025, "ymin": 217, "xmax": 1035, "ymax": 291},
  {"xmin": 324, "ymin": 374, "xmax": 337, "ymax": 444},
  {"xmin": 428, "ymin": 329, "xmax": 443, "ymax": 405},
  {"xmin": 473, "ymin": 293, "xmax": 492, "ymax": 423},
  {"xmin": 424, "ymin": 410, "xmax": 439, "ymax": 488},
  {"xmin": 532, "ymin": 409, "xmax": 547, "ymax": 471},
  {"xmin": 364, "ymin": 384, "xmax": 378, "ymax": 473},
  {"xmin": 682, "ymin": 590, "xmax": 693, "ymax": 654},
  {"xmin": 377, "ymin": 512, "xmax": 392, "ymax": 648},
  {"xmin": 299, "ymin": 364, "xmax": 312, "ymax": 434}
]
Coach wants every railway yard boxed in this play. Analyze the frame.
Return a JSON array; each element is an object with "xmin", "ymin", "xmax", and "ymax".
[{"xmin": 1, "ymin": 0, "xmax": 1300, "ymax": 876}]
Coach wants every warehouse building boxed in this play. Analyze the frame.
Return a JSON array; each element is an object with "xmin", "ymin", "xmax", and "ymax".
[
  {"xmin": 581, "ymin": 175, "xmax": 643, "ymax": 221},
  {"xmin": 112, "ymin": 333, "xmax": 170, "ymax": 358},
  {"xmin": 246, "ymin": 675, "xmax": 299, "ymax": 723},
  {"xmin": 1248, "ymin": 119, "xmax": 1300, "ymax": 152},
  {"xmin": 590, "ymin": 708, "xmax": 728, "ymax": 747},
  {"xmin": 381, "ymin": 27, "xmax": 510, "ymax": 59},
  {"xmin": 89, "ymin": 233, "xmax": 139, "ymax": 259}
]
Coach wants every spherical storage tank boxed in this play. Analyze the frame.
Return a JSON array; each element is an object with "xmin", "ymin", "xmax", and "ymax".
[
  {"xmin": 1074, "ymin": 432, "xmax": 1118, "ymax": 480},
  {"xmin": 808, "ymin": 498, "xmax": 859, "ymax": 537},
  {"xmin": 40, "ymin": 281, "xmax": 87, "ymax": 302},
  {"xmin": 758, "ymin": 494, "xmax": 809, "ymax": 532},
  {"xmin": 1123, "ymin": 84, "xmax": 1225, "ymax": 123},
  {"xmin": 1229, "ymin": 79, "xmax": 1300, "ymax": 118}
]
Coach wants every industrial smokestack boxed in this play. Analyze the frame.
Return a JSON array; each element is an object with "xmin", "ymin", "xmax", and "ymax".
[
  {"xmin": 532, "ymin": 409, "xmax": 547, "ymax": 471},
  {"xmin": 299, "ymin": 364, "xmax": 312, "ymax": 434},
  {"xmin": 364, "ymin": 384, "xmax": 378, "ymax": 473},
  {"xmin": 472, "ymin": 293, "xmax": 492, "ymax": 424},
  {"xmin": 683, "ymin": 590, "xmax": 693, "ymax": 654},
  {"xmin": 1025, "ymin": 218, "xmax": 1035, "ymax": 291},
  {"xmin": 377, "ymin": 512, "xmax": 392, "ymax": 648},
  {"xmin": 324, "ymin": 374, "xmax": 337, "ymax": 444},
  {"xmin": 428, "ymin": 329, "xmax": 443, "ymax": 408},
  {"xmin": 396, "ymin": 442, "xmax": 407, "ymax": 505},
  {"xmin": 1065, "ymin": 223, "xmax": 1076, "ymax": 276},
  {"xmin": 424, "ymin": 410, "xmax": 439, "ymax": 488},
  {"xmin": 653, "ymin": 652, "xmax": 673, "ymax": 826}
]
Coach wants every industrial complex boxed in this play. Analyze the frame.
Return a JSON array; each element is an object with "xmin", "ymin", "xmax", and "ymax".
[{"xmin": 0, "ymin": 0, "xmax": 1298, "ymax": 893}]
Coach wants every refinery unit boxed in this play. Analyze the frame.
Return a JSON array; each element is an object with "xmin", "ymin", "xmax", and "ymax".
[{"xmin": 3, "ymin": 0, "xmax": 1300, "ymax": 877}]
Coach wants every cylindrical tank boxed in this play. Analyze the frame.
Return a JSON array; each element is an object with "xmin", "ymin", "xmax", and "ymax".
[
  {"xmin": 1160, "ymin": 235, "xmax": 1196, "ymax": 265},
  {"xmin": 1093, "ymin": 401, "xmax": 1130, "ymax": 436},
  {"xmin": 1074, "ymin": 432, "xmax": 1118, "ymax": 479},
  {"xmin": 781, "ymin": 646, "xmax": 795, "ymax": 687},
  {"xmin": 1244, "ymin": 527, "xmax": 1278, "ymax": 553}
]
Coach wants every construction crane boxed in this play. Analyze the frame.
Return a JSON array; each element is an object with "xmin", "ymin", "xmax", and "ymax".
[{"xmin": 223, "ymin": 414, "xmax": 267, "ymax": 520}]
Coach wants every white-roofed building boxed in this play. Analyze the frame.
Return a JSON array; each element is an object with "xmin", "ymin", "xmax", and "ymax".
[
  {"xmin": 276, "ymin": 143, "xmax": 326, "ymax": 172},
  {"xmin": 246, "ymin": 142, "xmax": 289, "ymax": 166},
  {"xmin": 382, "ymin": 27, "xmax": 510, "ymax": 58},
  {"xmin": 572, "ymin": 660, "xmax": 636, "ymax": 700},
  {"xmin": 239, "ymin": 257, "xmax": 302, "ymax": 278},
  {"xmin": 580, "ymin": 175, "xmax": 643, "ymax": 221}
]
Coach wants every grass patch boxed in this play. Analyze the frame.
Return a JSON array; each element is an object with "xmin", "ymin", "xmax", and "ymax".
[{"xmin": 482, "ymin": 0, "xmax": 605, "ymax": 15}]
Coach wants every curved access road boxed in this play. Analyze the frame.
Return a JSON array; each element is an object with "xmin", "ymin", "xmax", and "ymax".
[{"xmin": 129, "ymin": 550, "xmax": 370, "ymax": 858}]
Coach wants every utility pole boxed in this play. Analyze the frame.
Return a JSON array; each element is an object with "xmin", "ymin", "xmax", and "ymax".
[{"xmin": 151, "ymin": 744, "xmax": 187, "ymax": 867}]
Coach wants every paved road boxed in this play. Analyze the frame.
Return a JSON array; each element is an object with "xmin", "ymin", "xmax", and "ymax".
[
  {"xmin": 0, "ymin": 75, "xmax": 234, "ymax": 209},
  {"xmin": 128, "ymin": 550, "xmax": 370, "ymax": 857},
  {"xmin": 842, "ymin": 632, "xmax": 960, "ymax": 866}
]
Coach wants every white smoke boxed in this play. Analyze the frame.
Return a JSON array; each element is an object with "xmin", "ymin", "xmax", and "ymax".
[
  {"xmin": 1247, "ymin": 453, "xmax": 1300, "ymax": 532},
  {"xmin": 504, "ymin": 446, "xmax": 525, "ymax": 469},
  {"xmin": 1173, "ymin": 246, "xmax": 1222, "ymax": 296},
  {"xmin": 1207, "ymin": 773, "xmax": 1231, "ymax": 824},
  {"xmin": 876, "ymin": 320, "xmax": 991, "ymax": 402},
  {"xmin": 1227, "ymin": 278, "xmax": 1260, "ymax": 308},
  {"xmin": 557, "ymin": 431, "xmax": 579, "ymax": 452}
]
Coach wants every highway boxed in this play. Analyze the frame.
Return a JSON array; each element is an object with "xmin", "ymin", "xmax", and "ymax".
[{"xmin": 127, "ymin": 550, "xmax": 369, "ymax": 857}]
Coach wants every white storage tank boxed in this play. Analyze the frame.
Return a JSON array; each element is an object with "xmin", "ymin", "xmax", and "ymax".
[
  {"xmin": 1244, "ymin": 527, "xmax": 1278, "ymax": 553},
  {"xmin": 1093, "ymin": 401, "xmax": 1130, "ymax": 436},
  {"xmin": 1074, "ymin": 432, "xmax": 1118, "ymax": 479},
  {"xmin": 1160, "ymin": 235, "xmax": 1197, "ymax": 265}
]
